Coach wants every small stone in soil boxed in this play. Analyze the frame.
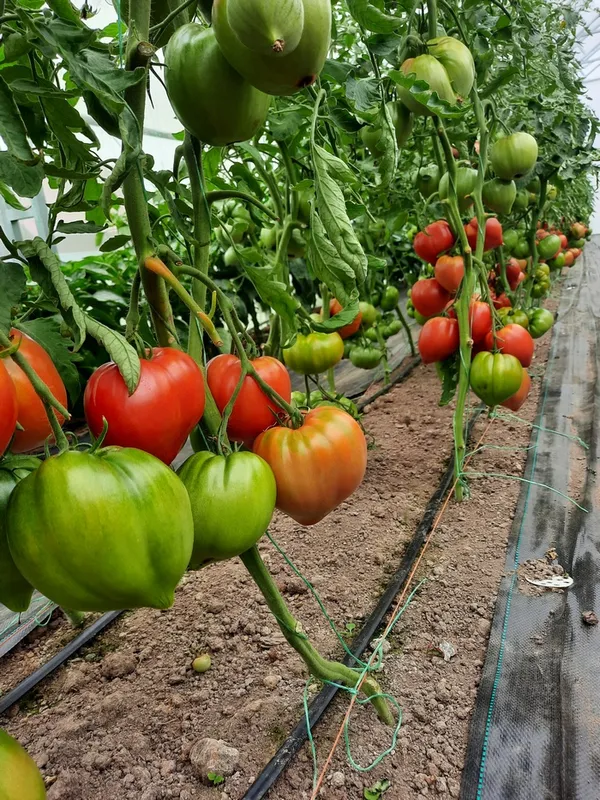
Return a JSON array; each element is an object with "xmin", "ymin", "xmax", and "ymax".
[
  {"xmin": 189, "ymin": 738, "xmax": 240, "ymax": 783},
  {"xmin": 582, "ymin": 610, "xmax": 599, "ymax": 626}
]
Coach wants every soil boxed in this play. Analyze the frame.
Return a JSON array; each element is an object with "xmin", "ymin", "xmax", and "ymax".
[{"xmin": 0, "ymin": 303, "xmax": 555, "ymax": 800}]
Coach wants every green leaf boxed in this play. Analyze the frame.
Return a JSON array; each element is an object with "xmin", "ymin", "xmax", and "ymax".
[
  {"xmin": 346, "ymin": 76, "xmax": 380, "ymax": 112},
  {"xmin": 0, "ymin": 181, "xmax": 27, "ymax": 210},
  {"xmin": 388, "ymin": 70, "xmax": 466, "ymax": 118},
  {"xmin": 307, "ymin": 212, "xmax": 359, "ymax": 306},
  {"xmin": 436, "ymin": 356, "xmax": 459, "ymax": 406},
  {"xmin": 0, "ymin": 262, "xmax": 27, "ymax": 335},
  {"xmin": 19, "ymin": 238, "xmax": 87, "ymax": 351},
  {"xmin": 44, "ymin": 164, "xmax": 99, "ymax": 180},
  {"xmin": 376, "ymin": 101, "xmax": 398, "ymax": 188},
  {"xmin": 91, "ymin": 290, "xmax": 129, "ymax": 306},
  {"xmin": 56, "ymin": 220, "xmax": 106, "ymax": 234},
  {"xmin": 84, "ymin": 317, "xmax": 141, "ymax": 394},
  {"xmin": 99, "ymin": 234, "xmax": 132, "ymax": 252},
  {"xmin": 0, "ymin": 75, "xmax": 35, "ymax": 163},
  {"xmin": 242, "ymin": 263, "xmax": 299, "ymax": 338},
  {"xmin": 346, "ymin": 0, "xmax": 402, "ymax": 33},
  {"xmin": 312, "ymin": 146, "xmax": 367, "ymax": 288},
  {"xmin": 46, "ymin": 0, "xmax": 83, "ymax": 23},
  {"xmin": 480, "ymin": 66, "xmax": 520, "ymax": 99},
  {"xmin": 18, "ymin": 317, "xmax": 81, "ymax": 403},
  {"xmin": 311, "ymin": 298, "xmax": 360, "ymax": 333}
]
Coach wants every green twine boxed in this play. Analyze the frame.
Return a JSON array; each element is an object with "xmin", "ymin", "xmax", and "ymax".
[
  {"xmin": 491, "ymin": 409, "xmax": 589, "ymax": 450},
  {"xmin": 302, "ymin": 581, "xmax": 424, "ymax": 786},
  {"xmin": 267, "ymin": 532, "xmax": 380, "ymax": 671},
  {"xmin": 463, "ymin": 470, "xmax": 589, "ymax": 513}
]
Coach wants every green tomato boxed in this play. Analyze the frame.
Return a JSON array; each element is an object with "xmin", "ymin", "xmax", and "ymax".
[
  {"xmin": 0, "ymin": 457, "xmax": 40, "ymax": 613},
  {"xmin": 439, "ymin": 167, "xmax": 478, "ymax": 211},
  {"xmin": 360, "ymin": 125, "xmax": 385, "ymax": 157},
  {"xmin": 398, "ymin": 54, "xmax": 456, "ymax": 115},
  {"xmin": 470, "ymin": 351, "xmax": 523, "ymax": 406},
  {"xmin": 364, "ymin": 327, "xmax": 379, "ymax": 342},
  {"xmin": 349, "ymin": 346, "xmax": 382, "ymax": 370},
  {"xmin": 482, "ymin": 178, "xmax": 516, "ymax": 215},
  {"xmin": 283, "ymin": 332, "xmax": 344, "ymax": 374},
  {"xmin": 343, "ymin": 340, "xmax": 353, "ymax": 358},
  {"xmin": 571, "ymin": 237, "xmax": 586, "ymax": 248},
  {"xmin": 535, "ymin": 264, "xmax": 550, "ymax": 279},
  {"xmin": 7, "ymin": 449, "xmax": 194, "ymax": 612},
  {"xmin": 192, "ymin": 654, "xmax": 212, "ymax": 673},
  {"xmin": 489, "ymin": 132, "xmax": 538, "ymax": 180},
  {"xmin": 288, "ymin": 228, "xmax": 306, "ymax": 258},
  {"xmin": 380, "ymin": 285, "xmax": 400, "ymax": 311},
  {"xmin": 537, "ymin": 234, "xmax": 561, "ymax": 261},
  {"xmin": 388, "ymin": 100, "xmax": 413, "ymax": 147},
  {"xmin": 291, "ymin": 390, "xmax": 308, "ymax": 407},
  {"xmin": 527, "ymin": 176, "xmax": 541, "ymax": 193},
  {"xmin": 0, "ymin": 728, "xmax": 47, "ymax": 800},
  {"xmin": 414, "ymin": 310, "xmax": 429, "ymax": 325},
  {"xmin": 526, "ymin": 308, "xmax": 554, "ymax": 339},
  {"xmin": 297, "ymin": 189, "xmax": 312, "ymax": 225},
  {"xmin": 259, "ymin": 225, "xmax": 278, "ymax": 249},
  {"xmin": 382, "ymin": 319, "xmax": 402, "ymax": 338},
  {"xmin": 532, "ymin": 279, "xmax": 550, "ymax": 298},
  {"xmin": 502, "ymin": 229, "xmax": 520, "ymax": 254},
  {"xmin": 359, "ymin": 301, "xmax": 378, "ymax": 328},
  {"xmin": 548, "ymin": 252, "xmax": 566, "ymax": 270},
  {"xmin": 309, "ymin": 390, "xmax": 324, "ymax": 406},
  {"xmin": 178, "ymin": 451, "xmax": 275, "ymax": 568},
  {"xmin": 426, "ymin": 36, "xmax": 475, "ymax": 97},
  {"xmin": 546, "ymin": 184, "xmax": 558, "ymax": 201},
  {"xmin": 497, "ymin": 307, "xmax": 529, "ymax": 329},
  {"xmin": 165, "ymin": 25, "xmax": 270, "ymax": 147},
  {"xmin": 513, "ymin": 239, "xmax": 531, "ymax": 259},
  {"xmin": 224, "ymin": 245, "xmax": 241, "ymax": 268},
  {"xmin": 415, "ymin": 164, "xmax": 441, "ymax": 197},
  {"xmin": 370, "ymin": 290, "xmax": 382, "ymax": 308},
  {"xmin": 512, "ymin": 189, "xmax": 530, "ymax": 211}
]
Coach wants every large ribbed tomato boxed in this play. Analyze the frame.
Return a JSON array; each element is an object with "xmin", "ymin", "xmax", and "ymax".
[
  {"xmin": 4, "ymin": 328, "xmax": 68, "ymax": 454},
  {"xmin": 411, "ymin": 278, "xmax": 451, "ymax": 317},
  {"xmin": 413, "ymin": 220, "xmax": 455, "ymax": 264},
  {"xmin": 84, "ymin": 348, "xmax": 205, "ymax": 465},
  {"xmin": 469, "ymin": 300, "xmax": 493, "ymax": 343},
  {"xmin": 418, "ymin": 317, "xmax": 459, "ymax": 363},
  {"xmin": 435, "ymin": 255, "xmax": 464, "ymax": 293},
  {"xmin": 501, "ymin": 370, "xmax": 531, "ymax": 411},
  {"xmin": 465, "ymin": 217, "xmax": 503, "ymax": 251},
  {"xmin": 484, "ymin": 323, "xmax": 534, "ymax": 368},
  {"xmin": 207, "ymin": 354, "xmax": 291, "ymax": 443},
  {"xmin": 0, "ymin": 361, "xmax": 17, "ymax": 457},
  {"xmin": 253, "ymin": 406, "xmax": 367, "ymax": 525}
]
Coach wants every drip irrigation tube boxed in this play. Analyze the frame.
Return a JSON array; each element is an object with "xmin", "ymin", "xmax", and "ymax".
[
  {"xmin": 242, "ymin": 411, "xmax": 481, "ymax": 800},
  {"xmin": 0, "ymin": 611, "xmax": 124, "ymax": 715}
]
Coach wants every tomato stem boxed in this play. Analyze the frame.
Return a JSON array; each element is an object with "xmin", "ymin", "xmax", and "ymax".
[
  {"xmin": 240, "ymin": 545, "xmax": 395, "ymax": 726},
  {"xmin": 204, "ymin": 190, "xmax": 278, "ymax": 221},
  {"xmin": 121, "ymin": 0, "xmax": 175, "ymax": 347}
]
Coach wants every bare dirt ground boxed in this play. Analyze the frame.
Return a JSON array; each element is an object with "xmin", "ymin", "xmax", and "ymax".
[{"xmin": 0, "ymin": 303, "xmax": 555, "ymax": 800}]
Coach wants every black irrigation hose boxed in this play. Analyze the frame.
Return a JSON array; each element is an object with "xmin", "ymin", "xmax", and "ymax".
[
  {"xmin": 0, "ymin": 611, "xmax": 124, "ymax": 715},
  {"xmin": 243, "ymin": 410, "xmax": 482, "ymax": 800},
  {"xmin": 0, "ymin": 358, "xmax": 422, "ymax": 719}
]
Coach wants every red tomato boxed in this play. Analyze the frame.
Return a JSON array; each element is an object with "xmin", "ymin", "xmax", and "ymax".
[
  {"xmin": 536, "ymin": 229, "xmax": 548, "ymax": 240},
  {"xmin": 501, "ymin": 370, "xmax": 531, "ymax": 411},
  {"xmin": 572, "ymin": 248, "xmax": 582, "ymax": 259},
  {"xmin": 207, "ymin": 354, "xmax": 291, "ymax": 444},
  {"xmin": 253, "ymin": 406, "xmax": 367, "ymax": 525},
  {"xmin": 435, "ymin": 255, "xmax": 464, "ymax": 294},
  {"xmin": 484, "ymin": 324, "xmax": 534, "ymax": 367},
  {"xmin": 418, "ymin": 317, "xmax": 459, "ymax": 363},
  {"xmin": 329, "ymin": 298, "xmax": 362, "ymax": 339},
  {"xmin": 558, "ymin": 234, "xmax": 568, "ymax": 250},
  {"xmin": 411, "ymin": 278, "xmax": 451, "ymax": 318},
  {"xmin": 5, "ymin": 328, "xmax": 68, "ymax": 453},
  {"xmin": 493, "ymin": 293, "xmax": 512, "ymax": 310},
  {"xmin": 563, "ymin": 250, "xmax": 575, "ymax": 266},
  {"xmin": 465, "ymin": 217, "xmax": 503, "ymax": 251},
  {"xmin": 505, "ymin": 258, "xmax": 523, "ymax": 290},
  {"xmin": 469, "ymin": 300, "xmax": 493, "ymax": 343},
  {"xmin": 0, "ymin": 359, "xmax": 18, "ymax": 456},
  {"xmin": 413, "ymin": 220, "xmax": 456, "ymax": 265},
  {"xmin": 85, "ymin": 348, "xmax": 205, "ymax": 464}
]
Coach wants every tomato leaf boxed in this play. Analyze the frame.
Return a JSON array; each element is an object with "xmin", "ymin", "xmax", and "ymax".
[
  {"xmin": 307, "ymin": 211, "xmax": 359, "ymax": 307},
  {"xmin": 311, "ymin": 298, "xmax": 361, "ymax": 333},
  {"xmin": 99, "ymin": 234, "xmax": 132, "ymax": 252},
  {"xmin": 388, "ymin": 70, "xmax": 466, "ymax": 118},
  {"xmin": 0, "ymin": 262, "xmax": 27, "ymax": 335},
  {"xmin": 376, "ymin": 100, "xmax": 398, "ymax": 188},
  {"xmin": 436, "ymin": 355, "xmax": 459, "ymax": 406},
  {"xmin": 56, "ymin": 221, "xmax": 107, "ymax": 234},
  {"xmin": 0, "ymin": 180, "xmax": 27, "ymax": 210},
  {"xmin": 0, "ymin": 74, "xmax": 35, "ymax": 163},
  {"xmin": 84, "ymin": 317, "xmax": 141, "ymax": 394},
  {"xmin": 311, "ymin": 145, "xmax": 367, "ymax": 290},
  {"xmin": 19, "ymin": 238, "xmax": 88, "ymax": 351},
  {"xmin": 17, "ymin": 317, "xmax": 81, "ymax": 403}
]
